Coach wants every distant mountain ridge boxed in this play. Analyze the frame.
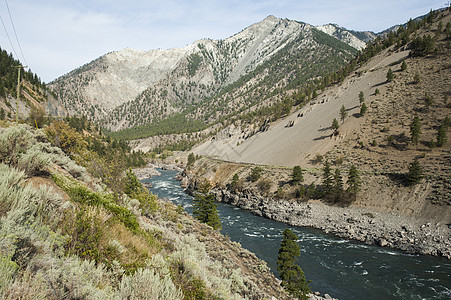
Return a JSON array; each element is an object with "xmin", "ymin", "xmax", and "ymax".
[
  {"xmin": 315, "ymin": 24, "xmax": 376, "ymax": 50},
  {"xmin": 49, "ymin": 15, "xmax": 373, "ymax": 131}
]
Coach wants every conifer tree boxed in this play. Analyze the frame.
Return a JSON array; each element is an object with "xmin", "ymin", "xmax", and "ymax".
[
  {"xmin": 331, "ymin": 118, "xmax": 339, "ymax": 132},
  {"xmin": 333, "ymin": 168, "xmax": 344, "ymax": 202},
  {"xmin": 277, "ymin": 228, "xmax": 310, "ymax": 299},
  {"xmin": 410, "ymin": 116, "xmax": 422, "ymax": 145},
  {"xmin": 347, "ymin": 165, "xmax": 361, "ymax": 196},
  {"xmin": 291, "ymin": 166, "xmax": 304, "ymax": 184},
  {"xmin": 248, "ymin": 166, "xmax": 263, "ymax": 182},
  {"xmin": 187, "ymin": 152, "xmax": 196, "ymax": 168},
  {"xmin": 193, "ymin": 180, "xmax": 221, "ymax": 230},
  {"xmin": 386, "ymin": 68, "xmax": 394, "ymax": 82},
  {"xmin": 322, "ymin": 160, "xmax": 333, "ymax": 195},
  {"xmin": 359, "ymin": 91, "xmax": 365, "ymax": 106},
  {"xmin": 340, "ymin": 105, "xmax": 347, "ymax": 123},
  {"xmin": 124, "ymin": 168, "xmax": 142, "ymax": 197},
  {"xmin": 400, "ymin": 60, "xmax": 407, "ymax": 71},
  {"xmin": 360, "ymin": 102, "xmax": 367, "ymax": 116},
  {"xmin": 407, "ymin": 158, "xmax": 423, "ymax": 185},
  {"xmin": 230, "ymin": 173, "xmax": 239, "ymax": 190},
  {"xmin": 436, "ymin": 124, "xmax": 447, "ymax": 147},
  {"xmin": 424, "ymin": 93, "xmax": 433, "ymax": 109}
]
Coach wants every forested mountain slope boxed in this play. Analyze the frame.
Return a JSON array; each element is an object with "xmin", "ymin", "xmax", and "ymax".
[
  {"xmin": 49, "ymin": 15, "xmax": 370, "ymax": 133},
  {"xmin": 0, "ymin": 47, "xmax": 64, "ymax": 121}
]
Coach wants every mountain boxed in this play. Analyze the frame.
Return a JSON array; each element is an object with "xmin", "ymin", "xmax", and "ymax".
[
  {"xmin": 49, "ymin": 16, "xmax": 372, "ymax": 132},
  {"xmin": 315, "ymin": 24, "xmax": 376, "ymax": 50},
  {"xmin": 0, "ymin": 47, "xmax": 65, "ymax": 120},
  {"xmin": 188, "ymin": 8, "xmax": 451, "ymax": 223}
]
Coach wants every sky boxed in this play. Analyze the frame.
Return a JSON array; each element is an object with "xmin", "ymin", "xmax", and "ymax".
[{"xmin": 0, "ymin": 0, "xmax": 447, "ymax": 83}]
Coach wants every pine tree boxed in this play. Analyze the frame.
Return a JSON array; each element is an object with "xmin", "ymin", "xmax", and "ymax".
[
  {"xmin": 436, "ymin": 124, "xmax": 447, "ymax": 147},
  {"xmin": 360, "ymin": 102, "xmax": 367, "ymax": 116},
  {"xmin": 410, "ymin": 116, "xmax": 422, "ymax": 145},
  {"xmin": 333, "ymin": 168, "xmax": 344, "ymax": 202},
  {"xmin": 248, "ymin": 166, "xmax": 262, "ymax": 182},
  {"xmin": 230, "ymin": 173, "xmax": 239, "ymax": 190},
  {"xmin": 407, "ymin": 158, "xmax": 423, "ymax": 185},
  {"xmin": 291, "ymin": 166, "xmax": 304, "ymax": 184},
  {"xmin": 358, "ymin": 91, "xmax": 365, "ymax": 106},
  {"xmin": 277, "ymin": 229, "xmax": 310, "ymax": 299},
  {"xmin": 193, "ymin": 180, "xmax": 221, "ymax": 230},
  {"xmin": 322, "ymin": 160, "xmax": 333, "ymax": 195},
  {"xmin": 400, "ymin": 60, "xmax": 407, "ymax": 71},
  {"xmin": 331, "ymin": 118, "xmax": 339, "ymax": 132},
  {"xmin": 340, "ymin": 105, "xmax": 347, "ymax": 123},
  {"xmin": 424, "ymin": 93, "xmax": 433, "ymax": 109},
  {"xmin": 124, "ymin": 168, "xmax": 142, "ymax": 197},
  {"xmin": 0, "ymin": 107, "xmax": 5, "ymax": 120},
  {"xmin": 386, "ymin": 68, "xmax": 394, "ymax": 82},
  {"xmin": 347, "ymin": 165, "xmax": 361, "ymax": 196},
  {"xmin": 187, "ymin": 152, "xmax": 196, "ymax": 168}
]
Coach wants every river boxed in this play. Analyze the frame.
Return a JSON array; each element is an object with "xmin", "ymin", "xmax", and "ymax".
[{"xmin": 142, "ymin": 169, "xmax": 451, "ymax": 299}]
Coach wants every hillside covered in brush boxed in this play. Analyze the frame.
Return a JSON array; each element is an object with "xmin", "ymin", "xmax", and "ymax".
[{"xmin": 0, "ymin": 120, "xmax": 289, "ymax": 299}]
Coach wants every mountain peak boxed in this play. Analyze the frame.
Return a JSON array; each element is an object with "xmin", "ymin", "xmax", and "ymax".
[
  {"xmin": 262, "ymin": 15, "xmax": 279, "ymax": 22},
  {"xmin": 50, "ymin": 15, "xmax": 370, "ymax": 127}
]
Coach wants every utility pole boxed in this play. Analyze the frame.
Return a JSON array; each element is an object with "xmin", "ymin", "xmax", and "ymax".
[{"xmin": 15, "ymin": 65, "xmax": 27, "ymax": 122}]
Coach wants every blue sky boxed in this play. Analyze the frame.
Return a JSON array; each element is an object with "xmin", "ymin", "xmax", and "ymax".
[{"xmin": 0, "ymin": 0, "xmax": 446, "ymax": 82}]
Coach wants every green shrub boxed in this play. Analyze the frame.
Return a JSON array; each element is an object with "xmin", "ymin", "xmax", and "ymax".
[
  {"xmin": 119, "ymin": 268, "xmax": 182, "ymax": 299},
  {"xmin": 45, "ymin": 121, "xmax": 87, "ymax": 155},
  {"xmin": 17, "ymin": 144, "xmax": 52, "ymax": 175},
  {"xmin": 0, "ymin": 256, "xmax": 18, "ymax": 294},
  {"xmin": 413, "ymin": 73, "xmax": 421, "ymax": 84},
  {"xmin": 276, "ymin": 187, "xmax": 285, "ymax": 199},
  {"xmin": 312, "ymin": 154, "xmax": 323, "ymax": 164},
  {"xmin": 64, "ymin": 209, "xmax": 104, "ymax": 262},
  {"xmin": 63, "ymin": 183, "xmax": 140, "ymax": 232},
  {"xmin": 257, "ymin": 178, "xmax": 272, "ymax": 194},
  {"xmin": 0, "ymin": 125, "xmax": 34, "ymax": 167},
  {"xmin": 248, "ymin": 166, "xmax": 263, "ymax": 182},
  {"xmin": 171, "ymin": 260, "xmax": 210, "ymax": 300}
]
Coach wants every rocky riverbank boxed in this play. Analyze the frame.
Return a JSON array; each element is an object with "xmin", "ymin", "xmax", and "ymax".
[
  {"xmin": 133, "ymin": 163, "xmax": 184, "ymax": 180},
  {"xmin": 178, "ymin": 171, "xmax": 451, "ymax": 259}
]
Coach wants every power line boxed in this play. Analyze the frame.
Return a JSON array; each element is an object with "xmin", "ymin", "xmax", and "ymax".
[
  {"xmin": 4, "ymin": 0, "xmax": 28, "ymax": 66},
  {"xmin": 0, "ymin": 14, "xmax": 19, "ymax": 60}
]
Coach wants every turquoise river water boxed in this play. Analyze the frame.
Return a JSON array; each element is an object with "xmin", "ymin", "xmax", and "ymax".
[{"xmin": 142, "ymin": 169, "xmax": 450, "ymax": 299}]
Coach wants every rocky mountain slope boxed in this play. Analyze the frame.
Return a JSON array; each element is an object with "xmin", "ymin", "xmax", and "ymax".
[
  {"xmin": 316, "ymin": 24, "xmax": 376, "ymax": 50},
  {"xmin": 183, "ymin": 8, "xmax": 451, "ymax": 245},
  {"xmin": 49, "ymin": 16, "xmax": 372, "ymax": 131}
]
